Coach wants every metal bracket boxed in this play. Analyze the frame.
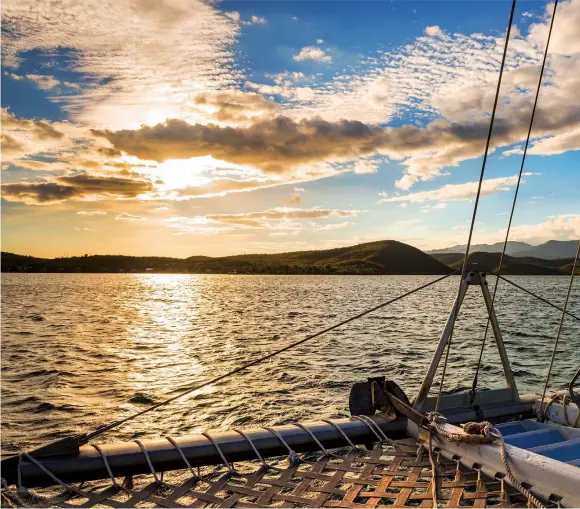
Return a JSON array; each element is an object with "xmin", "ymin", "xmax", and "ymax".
[{"xmin": 414, "ymin": 271, "xmax": 519, "ymax": 412}]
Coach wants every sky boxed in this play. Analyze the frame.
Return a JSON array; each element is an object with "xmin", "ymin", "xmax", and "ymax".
[{"xmin": 1, "ymin": 0, "xmax": 579, "ymax": 258}]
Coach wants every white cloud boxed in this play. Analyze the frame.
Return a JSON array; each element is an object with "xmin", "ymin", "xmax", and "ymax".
[
  {"xmin": 293, "ymin": 46, "xmax": 332, "ymax": 63},
  {"xmin": 380, "ymin": 174, "xmax": 537, "ymax": 204},
  {"xmin": 424, "ymin": 25, "xmax": 444, "ymax": 37},
  {"xmin": 494, "ymin": 214, "xmax": 580, "ymax": 245},
  {"xmin": 249, "ymin": 15, "xmax": 266, "ymax": 25},
  {"xmin": 3, "ymin": 0, "xmax": 240, "ymax": 128},
  {"xmin": 25, "ymin": 74, "xmax": 61, "ymax": 90},
  {"xmin": 77, "ymin": 210, "xmax": 107, "ymax": 216},
  {"xmin": 354, "ymin": 158, "xmax": 380, "ymax": 174},
  {"xmin": 316, "ymin": 39, "xmax": 324, "ymax": 44},
  {"xmin": 166, "ymin": 207, "xmax": 362, "ymax": 234},
  {"xmin": 115, "ymin": 213, "xmax": 147, "ymax": 221}
]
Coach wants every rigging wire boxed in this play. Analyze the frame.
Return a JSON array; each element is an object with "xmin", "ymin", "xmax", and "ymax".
[
  {"xmin": 493, "ymin": 273, "xmax": 580, "ymax": 322},
  {"xmin": 434, "ymin": 0, "xmax": 517, "ymax": 413},
  {"xmin": 469, "ymin": 0, "xmax": 559, "ymax": 401},
  {"xmin": 84, "ymin": 269, "xmax": 460, "ymax": 441},
  {"xmin": 538, "ymin": 240, "xmax": 580, "ymax": 418}
]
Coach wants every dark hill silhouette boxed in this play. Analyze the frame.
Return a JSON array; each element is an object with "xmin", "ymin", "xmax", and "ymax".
[
  {"xmin": 3, "ymin": 241, "xmax": 575, "ymax": 275},
  {"xmin": 2, "ymin": 241, "xmax": 451, "ymax": 275}
]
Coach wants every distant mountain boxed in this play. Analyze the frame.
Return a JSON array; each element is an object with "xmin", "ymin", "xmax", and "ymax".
[
  {"xmin": 431, "ymin": 251, "xmax": 578, "ymax": 275},
  {"xmin": 515, "ymin": 240, "xmax": 579, "ymax": 259},
  {"xmin": 428, "ymin": 240, "xmax": 578, "ymax": 259},
  {"xmin": 1, "ymin": 241, "xmax": 453, "ymax": 275}
]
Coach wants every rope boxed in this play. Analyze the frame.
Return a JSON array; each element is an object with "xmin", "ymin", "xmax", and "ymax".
[
  {"xmin": 493, "ymin": 273, "xmax": 580, "ymax": 322},
  {"xmin": 201, "ymin": 432, "xmax": 235, "ymax": 474},
  {"xmin": 293, "ymin": 424, "xmax": 330, "ymax": 456},
  {"xmin": 83, "ymin": 270, "xmax": 458, "ymax": 442},
  {"xmin": 427, "ymin": 416, "xmax": 544, "ymax": 508},
  {"xmin": 435, "ymin": 0, "xmax": 517, "ymax": 413},
  {"xmin": 538, "ymin": 240, "xmax": 580, "ymax": 419},
  {"xmin": 263, "ymin": 427, "xmax": 299, "ymax": 465},
  {"xmin": 569, "ymin": 368, "xmax": 580, "ymax": 412},
  {"xmin": 135, "ymin": 440, "xmax": 162, "ymax": 484},
  {"xmin": 321, "ymin": 420, "xmax": 356, "ymax": 450},
  {"xmin": 93, "ymin": 444, "xmax": 129, "ymax": 492},
  {"xmin": 543, "ymin": 392, "xmax": 580, "ymax": 427},
  {"xmin": 351, "ymin": 415, "xmax": 400, "ymax": 451},
  {"xmin": 427, "ymin": 431, "xmax": 438, "ymax": 508},
  {"xmin": 165, "ymin": 436, "xmax": 201, "ymax": 479},
  {"xmin": 470, "ymin": 0, "xmax": 559, "ymax": 401},
  {"xmin": 233, "ymin": 430, "xmax": 270, "ymax": 469},
  {"xmin": 493, "ymin": 428, "xmax": 545, "ymax": 508}
]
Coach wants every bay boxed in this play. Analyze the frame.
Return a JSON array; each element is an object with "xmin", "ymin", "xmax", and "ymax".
[{"xmin": 1, "ymin": 273, "xmax": 578, "ymax": 452}]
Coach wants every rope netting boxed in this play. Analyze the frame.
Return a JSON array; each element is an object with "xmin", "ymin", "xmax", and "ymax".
[{"xmin": 1, "ymin": 437, "xmax": 533, "ymax": 509}]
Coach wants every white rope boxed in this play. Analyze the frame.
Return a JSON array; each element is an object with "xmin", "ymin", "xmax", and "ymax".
[
  {"xmin": 92, "ymin": 444, "xmax": 130, "ymax": 493},
  {"xmin": 321, "ymin": 419, "xmax": 357, "ymax": 450},
  {"xmin": 200, "ymin": 432, "xmax": 236, "ymax": 474},
  {"xmin": 134, "ymin": 440, "xmax": 162, "ymax": 484},
  {"xmin": 351, "ymin": 415, "xmax": 400, "ymax": 450},
  {"xmin": 293, "ymin": 424, "xmax": 331, "ymax": 456},
  {"xmin": 233, "ymin": 430, "xmax": 270, "ymax": 469},
  {"xmin": 165, "ymin": 436, "xmax": 201, "ymax": 479},
  {"xmin": 263, "ymin": 427, "xmax": 300, "ymax": 465}
]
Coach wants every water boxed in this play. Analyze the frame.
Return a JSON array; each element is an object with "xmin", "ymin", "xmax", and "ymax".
[{"xmin": 1, "ymin": 273, "xmax": 578, "ymax": 453}]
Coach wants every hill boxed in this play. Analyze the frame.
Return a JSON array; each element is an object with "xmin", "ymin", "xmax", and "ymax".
[
  {"xmin": 428, "ymin": 240, "xmax": 578, "ymax": 259},
  {"xmin": 431, "ymin": 252, "xmax": 577, "ymax": 275},
  {"xmin": 1, "ymin": 241, "xmax": 453, "ymax": 275}
]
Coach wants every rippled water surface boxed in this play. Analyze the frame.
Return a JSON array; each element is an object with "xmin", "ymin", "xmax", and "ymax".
[{"xmin": 2, "ymin": 273, "xmax": 579, "ymax": 452}]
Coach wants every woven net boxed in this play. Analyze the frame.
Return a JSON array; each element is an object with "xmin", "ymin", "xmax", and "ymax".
[{"xmin": 2, "ymin": 439, "xmax": 529, "ymax": 508}]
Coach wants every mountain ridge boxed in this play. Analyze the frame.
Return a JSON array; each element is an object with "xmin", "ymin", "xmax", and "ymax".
[
  {"xmin": 2, "ymin": 239, "xmax": 576, "ymax": 275},
  {"xmin": 1, "ymin": 240, "xmax": 452, "ymax": 275},
  {"xmin": 428, "ymin": 239, "xmax": 578, "ymax": 259}
]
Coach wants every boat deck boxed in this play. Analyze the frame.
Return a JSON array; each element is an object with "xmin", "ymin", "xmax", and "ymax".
[{"xmin": 2, "ymin": 438, "xmax": 532, "ymax": 508}]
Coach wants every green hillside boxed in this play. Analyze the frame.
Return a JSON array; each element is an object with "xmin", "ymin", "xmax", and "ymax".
[{"xmin": 1, "ymin": 241, "xmax": 452, "ymax": 275}]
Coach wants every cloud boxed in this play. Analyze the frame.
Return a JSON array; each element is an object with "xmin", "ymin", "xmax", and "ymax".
[
  {"xmin": 25, "ymin": 74, "xmax": 61, "ymax": 90},
  {"xmin": 488, "ymin": 214, "xmax": 580, "ymax": 245},
  {"xmin": 92, "ymin": 116, "xmax": 388, "ymax": 173},
  {"xmin": 293, "ymin": 46, "xmax": 332, "ymax": 63},
  {"xmin": 3, "ymin": 0, "xmax": 240, "ymax": 127},
  {"xmin": 380, "ymin": 174, "xmax": 537, "ymax": 204},
  {"xmin": 286, "ymin": 194, "xmax": 301, "ymax": 205},
  {"xmin": 192, "ymin": 91, "xmax": 275, "ymax": 122},
  {"xmin": 248, "ymin": 15, "xmax": 266, "ymax": 25},
  {"xmin": 115, "ymin": 213, "xmax": 147, "ymax": 221},
  {"xmin": 354, "ymin": 158, "xmax": 380, "ymax": 174},
  {"xmin": 77, "ymin": 210, "xmax": 107, "ymax": 216},
  {"xmin": 424, "ymin": 25, "xmax": 444, "ymax": 37},
  {"xmin": 2, "ymin": 108, "xmax": 64, "ymax": 140},
  {"xmin": 166, "ymin": 207, "xmax": 362, "ymax": 234},
  {"xmin": 2, "ymin": 174, "xmax": 155, "ymax": 204}
]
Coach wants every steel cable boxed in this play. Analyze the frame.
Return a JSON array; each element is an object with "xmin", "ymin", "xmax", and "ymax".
[
  {"xmin": 435, "ymin": 0, "xmax": 517, "ymax": 412},
  {"xmin": 538, "ymin": 240, "xmax": 580, "ymax": 418},
  {"xmin": 469, "ymin": 0, "xmax": 559, "ymax": 402}
]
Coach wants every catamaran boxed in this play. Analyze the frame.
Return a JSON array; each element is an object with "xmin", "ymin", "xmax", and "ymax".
[{"xmin": 1, "ymin": 0, "xmax": 578, "ymax": 507}]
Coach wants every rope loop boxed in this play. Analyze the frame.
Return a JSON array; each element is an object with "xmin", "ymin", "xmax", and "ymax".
[
  {"xmin": 233, "ymin": 429, "xmax": 270, "ymax": 469},
  {"xmin": 263, "ymin": 427, "xmax": 300, "ymax": 466},
  {"xmin": 165, "ymin": 436, "xmax": 201, "ymax": 480},
  {"xmin": 134, "ymin": 440, "xmax": 162, "ymax": 485},
  {"xmin": 201, "ymin": 432, "xmax": 236, "ymax": 474},
  {"xmin": 93, "ymin": 444, "xmax": 130, "ymax": 493},
  {"xmin": 321, "ymin": 419, "xmax": 357, "ymax": 452},
  {"xmin": 293, "ymin": 423, "xmax": 332, "ymax": 457}
]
